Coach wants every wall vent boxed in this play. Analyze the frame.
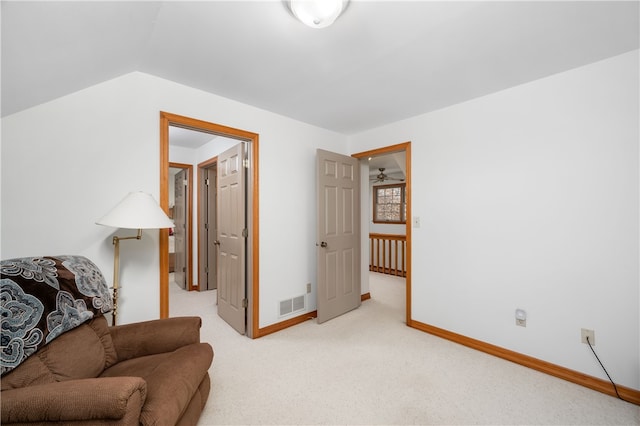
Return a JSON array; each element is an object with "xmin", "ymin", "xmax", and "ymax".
[
  {"xmin": 292, "ymin": 295, "xmax": 305, "ymax": 312},
  {"xmin": 279, "ymin": 300, "xmax": 292, "ymax": 316},
  {"xmin": 279, "ymin": 295, "xmax": 305, "ymax": 317}
]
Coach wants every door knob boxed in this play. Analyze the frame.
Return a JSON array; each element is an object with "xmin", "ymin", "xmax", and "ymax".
[
  {"xmin": 320, "ymin": 241, "xmax": 328, "ymax": 248},
  {"xmin": 213, "ymin": 240, "xmax": 221, "ymax": 246}
]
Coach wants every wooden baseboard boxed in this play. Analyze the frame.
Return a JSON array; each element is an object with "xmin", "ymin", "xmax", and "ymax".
[
  {"xmin": 255, "ymin": 310, "xmax": 318, "ymax": 338},
  {"xmin": 252, "ymin": 300, "xmax": 638, "ymax": 405},
  {"xmin": 254, "ymin": 293, "xmax": 371, "ymax": 338},
  {"xmin": 409, "ymin": 319, "xmax": 640, "ymax": 405}
]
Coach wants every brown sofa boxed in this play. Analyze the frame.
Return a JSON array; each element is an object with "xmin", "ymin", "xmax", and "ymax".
[
  {"xmin": 1, "ymin": 255, "xmax": 213, "ymax": 424},
  {"xmin": 1, "ymin": 315, "xmax": 213, "ymax": 425}
]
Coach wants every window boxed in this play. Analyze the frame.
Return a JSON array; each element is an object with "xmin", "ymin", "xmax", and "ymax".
[{"xmin": 373, "ymin": 183, "xmax": 406, "ymax": 223}]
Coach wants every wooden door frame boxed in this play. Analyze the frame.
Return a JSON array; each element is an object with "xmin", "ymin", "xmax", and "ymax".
[
  {"xmin": 160, "ymin": 111, "xmax": 260, "ymax": 338},
  {"xmin": 197, "ymin": 156, "xmax": 217, "ymax": 292},
  {"xmin": 169, "ymin": 162, "xmax": 194, "ymax": 291},
  {"xmin": 351, "ymin": 142, "xmax": 412, "ymax": 325}
]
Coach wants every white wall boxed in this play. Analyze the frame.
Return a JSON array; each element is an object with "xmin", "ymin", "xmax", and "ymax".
[
  {"xmin": 1, "ymin": 71, "xmax": 348, "ymax": 327},
  {"xmin": 349, "ymin": 50, "xmax": 639, "ymax": 389}
]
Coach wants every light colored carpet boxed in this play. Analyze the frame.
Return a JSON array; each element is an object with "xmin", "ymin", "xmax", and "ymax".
[{"xmin": 168, "ymin": 273, "xmax": 639, "ymax": 425}]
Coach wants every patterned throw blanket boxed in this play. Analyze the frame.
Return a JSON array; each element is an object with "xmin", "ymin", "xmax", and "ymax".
[{"xmin": 0, "ymin": 255, "xmax": 113, "ymax": 375}]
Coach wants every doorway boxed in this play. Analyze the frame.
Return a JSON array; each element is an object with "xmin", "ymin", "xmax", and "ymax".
[
  {"xmin": 159, "ymin": 112, "xmax": 260, "ymax": 338},
  {"xmin": 198, "ymin": 157, "xmax": 217, "ymax": 291},
  {"xmin": 352, "ymin": 142, "xmax": 412, "ymax": 325}
]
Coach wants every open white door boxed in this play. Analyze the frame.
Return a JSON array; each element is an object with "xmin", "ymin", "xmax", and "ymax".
[
  {"xmin": 316, "ymin": 149, "xmax": 361, "ymax": 323},
  {"xmin": 199, "ymin": 165, "xmax": 218, "ymax": 291},
  {"xmin": 217, "ymin": 143, "xmax": 246, "ymax": 334}
]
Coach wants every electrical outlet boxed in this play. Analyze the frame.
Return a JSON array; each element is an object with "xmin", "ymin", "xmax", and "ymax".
[
  {"xmin": 515, "ymin": 308, "xmax": 526, "ymax": 327},
  {"xmin": 306, "ymin": 283, "xmax": 311, "ymax": 294},
  {"xmin": 581, "ymin": 328, "xmax": 595, "ymax": 345}
]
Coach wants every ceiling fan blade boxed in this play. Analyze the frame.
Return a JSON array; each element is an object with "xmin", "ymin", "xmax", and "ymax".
[{"xmin": 370, "ymin": 167, "xmax": 404, "ymax": 183}]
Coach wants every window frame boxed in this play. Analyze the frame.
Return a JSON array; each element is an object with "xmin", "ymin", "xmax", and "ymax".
[{"xmin": 373, "ymin": 182, "xmax": 406, "ymax": 224}]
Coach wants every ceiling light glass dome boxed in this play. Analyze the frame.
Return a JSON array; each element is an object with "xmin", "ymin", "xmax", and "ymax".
[{"xmin": 288, "ymin": 0, "xmax": 349, "ymax": 29}]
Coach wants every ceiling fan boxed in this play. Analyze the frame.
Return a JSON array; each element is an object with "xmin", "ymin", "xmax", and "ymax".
[{"xmin": 371, "ymin": 168, "xmax": 404, "ymax": 183}]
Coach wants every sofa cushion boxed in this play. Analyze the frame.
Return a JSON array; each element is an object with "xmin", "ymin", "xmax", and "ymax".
[
  {"xmin": 109, "ymin": 316, "xmax": 203, "ymax": 362},
  {"xmin": 100, "ymin": 342, "xmax": 213, "ymax": 426},
  {"xmin": 0, "ymin": 353, "xmax": 55, "ymax": 391},
  {"xmin": 1, "ymin": 316, "xmax": 117, "ymax": 390}
]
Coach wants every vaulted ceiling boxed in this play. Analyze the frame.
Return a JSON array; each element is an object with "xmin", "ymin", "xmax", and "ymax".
[{"xmin": 2, "ymin": 1, "xmax": 638, "ymax": 134}]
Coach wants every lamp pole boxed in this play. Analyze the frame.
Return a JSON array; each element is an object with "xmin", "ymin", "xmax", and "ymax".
[{"xmin": 111, "ymin": 229, "xmax": 142, "ymax": 326}]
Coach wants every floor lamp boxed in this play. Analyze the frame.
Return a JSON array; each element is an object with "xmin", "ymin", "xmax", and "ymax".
[{"xmin": 96, "ymin": 191, "xmax": 174, "ymax": 326}]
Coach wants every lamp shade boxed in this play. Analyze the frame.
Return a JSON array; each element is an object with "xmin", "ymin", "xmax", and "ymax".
[{"xmin": 96, "ymin": 192, "xmax": 174, "ymax": 229}]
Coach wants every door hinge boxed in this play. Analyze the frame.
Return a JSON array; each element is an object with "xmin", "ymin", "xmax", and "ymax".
[
  {"xmin": 242, "ymin": 298, "xmax": 248, "ymax": 308},
  {"xmin": 242, "ymin": 228, "xmax": 248, "ymax": 238},
  {"xmin": 183, "ymin": 179, "xmax": 188, "ymax": 186},
  {"xmin": 205, "ymin": 266, "xmax": 209, "ymax": 274},
  {"xmin": 205, "ymin": 178, "xmax": 209, "ymax": 186},
  {"xmin": 205, "ymin": 223, "xmax": 209, "ymax": 230},
  {"xmin": 182, "ymin": 266, "xmax": 186, "ymax": 272},
  {"xmin": 243, "ymin": 158, "xmax": 249, "ymax": 169}
]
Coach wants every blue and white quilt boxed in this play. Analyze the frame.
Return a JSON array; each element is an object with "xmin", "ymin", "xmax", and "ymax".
[{"xmin": 0, "ymin": 255, "xmax": 113, "ymax": 375}]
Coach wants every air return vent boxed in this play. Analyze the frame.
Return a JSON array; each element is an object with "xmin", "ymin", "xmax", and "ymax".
[{"xmin": 279, "ymin": 295, "xmax": 305, "ymax": 317}]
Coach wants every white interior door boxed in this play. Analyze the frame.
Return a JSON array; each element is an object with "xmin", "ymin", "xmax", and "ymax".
[
  {"xmin": 199, "ymin": 165, "xmax": 218, "ymax": 291},
  {"xmin": 206, "ymin": 167, "xmax": 218, "ymax": 291},
  {"xmin": 217, "ymin": 143, "xmax": 246, "ymax": 334},
  {"xmin": 317, "ymin": 149, "xmax": 361, "ymax": 323}
]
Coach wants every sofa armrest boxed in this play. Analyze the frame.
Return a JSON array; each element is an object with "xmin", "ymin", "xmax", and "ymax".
[
  {"xmin": 110, "ymin": 316, "xmax": 202, "ymax": 362},
  {"xmin": 1, "ymin": 377, "xmax": 146, "ymax": 425}
]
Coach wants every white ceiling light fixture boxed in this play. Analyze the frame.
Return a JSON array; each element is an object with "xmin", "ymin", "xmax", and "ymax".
[{"xmin": 287, "ymin": 0, "xmax": 349, "ymax": 29}]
